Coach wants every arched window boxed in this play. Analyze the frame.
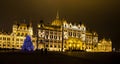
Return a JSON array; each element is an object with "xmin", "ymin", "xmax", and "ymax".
[{"xmin": 21, "ymin": 33, "xmax": 24, "ymax": 36}]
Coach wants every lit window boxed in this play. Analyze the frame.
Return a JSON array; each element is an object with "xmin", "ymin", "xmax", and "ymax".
[
  {"xmin": 64, "ymin": 46, "xmax": 66, "ymax": 48},
  {"xmin": 46, "ymin": 35, "xmax": 48, "ymax": 39},
  {"xmin": 54, "ymin": 36, "xmax": 57, "ymax": 39},
  {"xmin": 59, "ymin": 36, "xmax": 61, "ymax": 40},
  {"xmin": 65, "ymin": 24, "xmax": 66, "ymax": 27},
  {"xmin": 73, "ymin": 33, "xmax": 76, "ymax": 36}
]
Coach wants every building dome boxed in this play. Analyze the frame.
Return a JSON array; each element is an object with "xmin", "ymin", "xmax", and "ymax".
[
  {"xmin": 51, "ymin": 19, "xmax": 62, "ymax": 26},
  {"xmin": 51, "ymin": 10, "xmax": 62, "ymax": 26}
]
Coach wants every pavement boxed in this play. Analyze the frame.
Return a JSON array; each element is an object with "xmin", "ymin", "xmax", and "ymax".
[{"xmin": 0, "ymin": 50, "xmax": 119, "ymax": 64}]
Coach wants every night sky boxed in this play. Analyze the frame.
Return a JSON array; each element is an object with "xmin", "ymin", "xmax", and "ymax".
[{"xmin": 0, "ymin": 0, "xmax": 120, "ymax": 50}]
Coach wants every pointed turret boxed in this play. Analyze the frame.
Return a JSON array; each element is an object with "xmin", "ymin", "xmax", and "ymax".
[{"xmin": 56, "ymin": 10, "xmax": 59, "ymax": 19}]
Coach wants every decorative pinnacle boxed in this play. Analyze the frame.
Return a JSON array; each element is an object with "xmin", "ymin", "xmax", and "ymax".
[{"xmin": 56, "ymin": 10, "xmax": 59, "ymax": 19}]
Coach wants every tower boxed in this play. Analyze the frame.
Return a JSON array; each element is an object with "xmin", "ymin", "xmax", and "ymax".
[{"xmin": 28, "ymin": 22, "xmax": 33, "ymax": 36}]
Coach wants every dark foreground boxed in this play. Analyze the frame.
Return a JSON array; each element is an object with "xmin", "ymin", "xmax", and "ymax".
[{"xmin": 0, "ymin": 50, "xmax": 120, "ymax": 64}]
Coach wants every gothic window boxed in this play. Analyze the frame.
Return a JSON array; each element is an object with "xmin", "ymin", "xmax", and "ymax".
[
  {"xmin": 45, "ymin": 30, "xmax": 49, "ymax": 34},
  {"xmin": 73, "ymin": 32, "xmax": 76, "ymax": 37},
  {"xmin": 59, "ymin": 36, "xmax": 61, "ymax": 40},
  {"xmin": 21, "ymin": 33, "xmax": 24, "ymax": 36},
  {"xmin": 7, "ymin": 38, "xmax": 10, "ymax": 40},
  {"xmin": 46, "ymin": 35, "xmax": 48, "ymax": 39},
  {"xmin": 50, "ymin": 45, "xmax": 52, "ymax": 47},
  {"xmin": 54, "ymin": 45, "xmax": 56, "ymax": 48},
  {"xmin": 70, "ymin": 25, "xmax": 72, "ymax": 27},
  {"xmin": 25, "ymin": 33, "xmax": 27, "ymax": 36},
  {"xmin": 50, "ymin": 35, "xmax": 53, "ymax": 39},
  {"xmin": 65, "ymin": 24, "xmax": 66, "ymax": 27},
  {"xmin": 17, "ymin": 33, "xmax": 20, "ymax": 36},
  {"xmin": 24, "ymin": 28, "xmax": 26, "ymax": 30},
  {"xmin": 54, "ymin": 36, "xmax": 57, "ymax": 39},
  {"xmin": 46, "ymin": 45, "xmax": 48, "ymax": 47},
  {"xmin": 58, "ymin": 45, "xmax": 60, "ymax": 48},
  {"xmin": 54, "ymin": 40, "xmax": 57, "ymax": 43},
  {"xmin": 3, "ymin": 37, "xmax": 6, "ymax": 40},
  {"xmin": 50, "ymin": 31, "xmax": 53, "ymax": 34},
  {"xmin": 16, "ymin": 39, "xmax": 19, "ymax": 41},
  {"xmin": 20, "ymin": 27, "xmax": 22, "ymax": 30},
  {"xmin": 64, "ymin": 46, "xmax": 66, "ymax": 48}
]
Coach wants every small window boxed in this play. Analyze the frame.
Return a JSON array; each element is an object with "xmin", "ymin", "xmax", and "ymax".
[
  {"xmin": 17, "ymin": 45, "xmax": 19, "ymax": 47},
  {"xmin": 54, "ymin": 45, "xmax": 56, "ymax": 48},
  {"xmin": 12, "ymin": 45, "xmax": 14, "ymax": 47},
  {"xmin": 7, "ymin": 45, "xmax": 10, "ymax": 46},
  {"xmin": 65, "ymin": 24, "xmax": 66, "ymax": 27},
  {"xmin": 16, "ymin": 39, "xmax": 19, "ymax": 41},
  {"xmin": 46, "ymin": 45, "xmax": 48, "ymax": 47},
  {"xmin": 7, "ymin": 38, "xmax": 10, "ymax": 40},
  {"xmin": 50, "ymin": 45, "xmax": 52, "ymax": 47},
  {"xmin": 3, "ymin": 37, "xmax": 6, "ymax": 40},
  {"xmin": 58, "ymin": 45, "xmax": 60, "ymax": 48},
  {"xmin": 64, "ymin": 46, "xmax": 66, "ymax": 48}
]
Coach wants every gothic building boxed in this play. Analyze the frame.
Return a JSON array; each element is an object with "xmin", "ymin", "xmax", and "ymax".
[
  {"xmin": 0, "ymin": 11, "xmax": 112, "ymax": 52},
  {"xmin": 37, "ymin": 11, "xmax": 112, "ymax": 52},
  {"xmin": 0, "ymin": 23, "xmax": 36, "ymax": 50}
]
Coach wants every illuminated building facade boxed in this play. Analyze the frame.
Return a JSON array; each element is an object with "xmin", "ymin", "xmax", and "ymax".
[
  {"xmin": 37, "ymin": 11, "xmax": 112, "ymax": 52},
  {"xmin": 0, "ymin": 11, "xmax": 112, "ymax": 52},
  {"xmin": 0, "ymin": 23, "xmax": 36, "ymax": 50}
]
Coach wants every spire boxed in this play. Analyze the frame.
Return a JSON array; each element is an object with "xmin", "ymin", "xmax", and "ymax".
[{"xmin": 56, "ymin": 10, "xmax": 59, "ymax": 19}]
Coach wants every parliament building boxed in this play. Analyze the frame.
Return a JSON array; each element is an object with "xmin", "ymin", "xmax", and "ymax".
[
  {"xmin": 0, "ymin": 23, "xmax": 36, "ymax": 50},
  {"xmin": 0, "ymin": 11, "xmax": 112, "ymax": 52},
  {"xmin": 37, "ymin": 11, "xmax": 112, "ymax": 52}
]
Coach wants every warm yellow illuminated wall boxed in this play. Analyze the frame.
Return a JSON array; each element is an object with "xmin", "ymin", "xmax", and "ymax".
[
  {"xmin": 65, "ymin": 37, "xmax": 84, "ymax": 50},
  {"xmin": 93, "ymin": 39, "xmax": 112, "ymax": 52}
]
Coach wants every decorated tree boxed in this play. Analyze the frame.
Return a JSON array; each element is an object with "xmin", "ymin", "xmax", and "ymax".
[{"xmin": 22, "ymin": 35, "xmax": 34, "ymax": 51}]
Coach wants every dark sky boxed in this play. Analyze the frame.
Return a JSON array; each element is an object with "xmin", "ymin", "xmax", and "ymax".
[{"xmin": 0, "ymin": 0, "xmax": 120, "ymax": 49}]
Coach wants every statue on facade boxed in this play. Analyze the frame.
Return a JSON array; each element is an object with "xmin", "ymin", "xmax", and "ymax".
[{"xmin": 22, "ymin": 35, "xmax": 34, "ymax": 51}]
